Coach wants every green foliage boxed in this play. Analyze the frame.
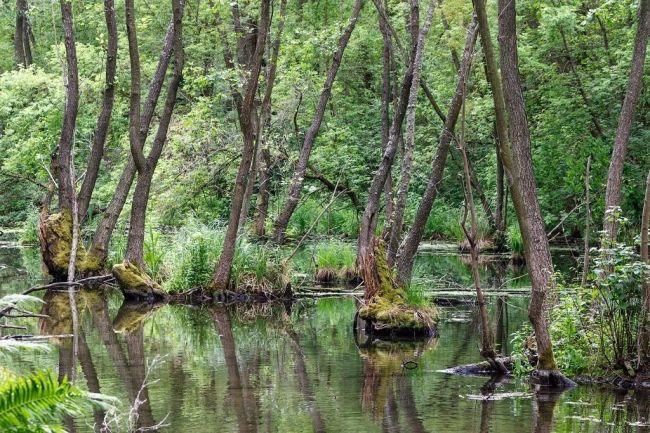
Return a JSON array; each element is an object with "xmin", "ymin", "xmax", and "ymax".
[
  {"xmin": 143, "ymin": 228, "xmax": 165, "ymax": 279},
  {"xmin": 506, "ymin": 225, "xmax": 524, "ymax": 256},
  {"xmin": 165, "ymin": 222, "xmax": 224, "ymax": 292},
  {"xmin": 312, "ymin": 240, "xmax": 356, "ymax": 270},
  {"xmin": 0, "ymin": 370, "xmax": 90, "ymax": 433},
  {"xmin": 511, "ymin": 211, "xmax": 650, "ymax": 377},
  {"xmin": 424, "ymin": 203, "xmax": 464, "ymax": 241},
  {"xmin": 403, "ymin": 283, "xmax": 430, "ymax": 308},
  {"xmin": 18, "ymin": 208, "xmax": 39, "ymax": 245}
]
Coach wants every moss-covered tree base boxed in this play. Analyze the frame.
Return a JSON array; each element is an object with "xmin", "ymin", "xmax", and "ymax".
[
  {"xmin": 112, "ymin": 261, "xmax": 166, "ymax": 301},
  {"xmin": 38, "ymin": 210, "xmax": 102, "ymax": 280},
  {"xmin": 358, "ymin": 239, "xmax": 437, "ymax": 338}
]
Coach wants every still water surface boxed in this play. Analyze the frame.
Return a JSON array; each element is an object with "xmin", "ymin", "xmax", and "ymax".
[{"xmin": 1, "ymin": 244, "xmax": 649, "ymax": 432}]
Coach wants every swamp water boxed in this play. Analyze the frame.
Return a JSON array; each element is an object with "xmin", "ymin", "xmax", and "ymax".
[{"xmin": 1, "ymin": 244, "xmax": 649, "ymax": 433}]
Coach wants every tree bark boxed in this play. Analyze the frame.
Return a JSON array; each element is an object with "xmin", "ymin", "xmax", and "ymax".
[
  {"xmin": 378, "ymin": 1, "xmax": 394, "ymax": 222},
  {"xmin": 124, "ymin": 0, "xmax": 184, "ymax": 266},
  {"xmin": 497, "ymin": 0, "xmax": 573, "ymax": 386},
  {"xmin": 211, "ymin": 0, "xmax": 271, "ymax": 290},
  {"xmin": 125, "ymin": 0, "xmax": 146, "ymax": 176},
  {"xmin": 271, "ymin": 0, "xmax": 364, "ymax": 244},
  {"xmin": 357, "ymin": 0, "xmax": 419, "ymax": 264},
  {"xmin": 14, "ymin": 0, "xmax": 28, "ymax": 68},
  {"xmin": 245, "ymin": 0, "xmax": 288, "ymax": 235},
  {"xmin": 581, "ymin": 155, "xmax": 591, "ymax": 286},
  {"xmin": 395, "ymin": 18, "xmax": 478, "ymax": 284},
  {"xmin": 56, "ymin": 0, "xmax": 80, "ymax": 212},
  {"xmin": 457, "ymin": 72, "xmax": 506, "ymax": 373},
  {"xmin": 603, "ymin": 0, "xmax": 650, "ymax": 239},
  {"xmin": 638, "ymin": 170, "xmax": 650, "ymax": 374},
  {"xmin": 386, "ymin": 0, "xmax": 436, "ymax": 267},
  {"xmin": 89, "ymin": 21, "xmax": 176, "ymax": 265},
  {"xmin": 77, "ymin": 0, "xmax": 118, "ymax": 220}
]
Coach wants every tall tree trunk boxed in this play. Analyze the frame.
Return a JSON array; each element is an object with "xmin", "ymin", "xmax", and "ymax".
[
  {"xmin": 378, "ymin": 0, "xmax": 393, "ymax": 223},
  {"xmin": 271, "ymin": 0, "xmax": 364, "ymax": 244},
  {"xmin": 496, "ymin": 0, "xmax": 573, "ymax": 386},
  {"xmin": 124, "ymin": 0, "xmax": 184, "ymax": 266},
  {"xmin": 457, "ymin": 74, "xmax": 506, "ymax": 373},
  {"xmin": 385, "ymin": 0, "xmax": 436, "ymax": 267},
  {"xmin": 603, "ymin": 0, "xmax": 650, "ymax": 239},
  {"xmin": 77, "ymin": 0, "xmax": 118, "ymax": 220},
  {"xmin": 14, "ymin": 0, "xmax": 27, "ymax": 68},
  {"xmin": 56, "ymin": 0, "xmax": 79, "ymax": 212},
  {"xmin": 581, "ymin": 155, "xmax": 592, "ymax": 286},
  {"xmin": 88, "ymin": 21, "xmax": 176, "ymax": 265},
  {"xmin": 494, "ymin": 129, "xmax": 506, "ymax": 248},
  {"xmin": 357, "ymin": 0, "xmax": 419, "ymax": 264},
  {"xmin": 395, "ymin": 18, "xmax": 478, "ymax": 284},
  {"xmin": 247, "ymin": 0, "xmax": 288, "ymax": 236},
  {"xmin": 637, "ymin": 170, "xmax": 650, "ymax": 374},
  {"xmin": 211, "ymin": 0, "xmax": 271, "ymax": 290}
]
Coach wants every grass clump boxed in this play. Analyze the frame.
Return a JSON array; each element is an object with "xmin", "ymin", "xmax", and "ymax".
[
  {"xmin": 164, "ymin": 222, "xmax": 223, "ymax": 293},
  {"xmin": 424, "ymin": 202, "xmax": 464, "ymax": 241},
  {"xmin": 506, "ymin": 224, "xmax": 524, "ymax": 257}
]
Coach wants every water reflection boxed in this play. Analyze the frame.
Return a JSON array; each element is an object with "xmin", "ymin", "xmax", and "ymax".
[{"xmin": 16, "ymin": 287, "xmax": 648, "ymax": 432}]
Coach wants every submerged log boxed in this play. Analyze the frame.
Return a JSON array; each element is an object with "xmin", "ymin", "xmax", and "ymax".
[
  {"xmin": 358, "ymin": 240, "xmax": 437, "ymax": 337},
  {"xmin": 440, "ymin": 357, "xmax": 514, "ymax": 376}
]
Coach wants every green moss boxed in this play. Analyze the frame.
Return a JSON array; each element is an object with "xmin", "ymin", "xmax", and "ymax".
[
  {"xmin": 537, "ymin": 347, "xmax": 558, "ymax": 370},
  {"xmin": 112, "ymin": 261, "xmax": 166, "ymax": 300},
  {"xmin": 359, "ymin": 241, "xmax": 437, "ymax": 332},
  {"xmin": 40, "ymin": 210, "xmax": 103, "ymax": 278}
]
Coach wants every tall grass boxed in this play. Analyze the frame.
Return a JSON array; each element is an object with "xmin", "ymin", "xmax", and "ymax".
[
  {"xmin": 424, "ymin": 203, "xmax": 464, "ymax": 241},
  {"xmin": 286, "ymin": 199, "xmax": 359, "ymax": 239},
  {"xmin": 506, "ymin": 225, "xmax": 524, "ymax": 256},
  {"xmin": 164, "ymin": 221, "xmax": 224, "ymax": 292}
]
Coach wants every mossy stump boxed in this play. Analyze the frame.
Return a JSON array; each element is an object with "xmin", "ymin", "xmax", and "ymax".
[
  {"xmin": 38, "ymin": 210, "xmax": 102, "ymax": 281},
  {"xmin": 358, "ymin": 239, "xmax": 437, "ymax": 338},
  {"xmin": 112, "ymin": 261, "xmax": 166, "ymax": 301}
]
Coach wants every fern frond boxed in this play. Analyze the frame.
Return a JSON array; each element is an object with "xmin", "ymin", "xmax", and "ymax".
[{"xmin": 0, "ymin": 370, "xmax": 83, "ymax": 432}]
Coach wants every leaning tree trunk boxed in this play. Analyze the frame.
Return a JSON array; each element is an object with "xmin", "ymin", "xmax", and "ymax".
[
  {"xmin": 118, "ymin": 0, "xmax": 183, "ymax": 287},
  {"xmin": 378, "ymin": 1, "xmax": 393, "ymax": 223},
  {"xmin": 385, "ymin": 0, "xmax": 436, "ymax": 267},
  {"xmin": 77, "ymin": 0, "xmax": 118, "ymax": 221},
  {"xmin": 603, "ymin": 0, "xmax": 650, "ymax": 240},
  {"xmin": 38, "ymin": 0, "xmax": 80, "ymax": 281},
  {"xmin": 357, "ymin": 0, "xmax": 419, "ymax": 264},
  {"xmin": 457, "ymin": 71, "xmax": 507, "ymax": 374},
  {"xmin": 395, "ymin": 18, "xmax": 478, "ymax": 285},
  {"xmin": 497, "ymin": 0, "xmax": 574, "ymax": 387},
  {"xmin": 112, "ymin": 0, "xmax": 183, "ymax": 300},
  {"xmin": 271, "ymin": 0, "xmax": 364, "ymax": 244},
  {"xmin": 211, "ymin": 0, "xmax": 271, "ymax": 290},
  {"xmin": 250, "ymin": 0, "xmax": 288, "ymax": 237},
  {"xmin": 637, "ymin": 169, "xmax": 650, "ymax": 375},
  {"xmin": 88, "ymin": 21, "xmax": 176, "ymax": 266}
]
